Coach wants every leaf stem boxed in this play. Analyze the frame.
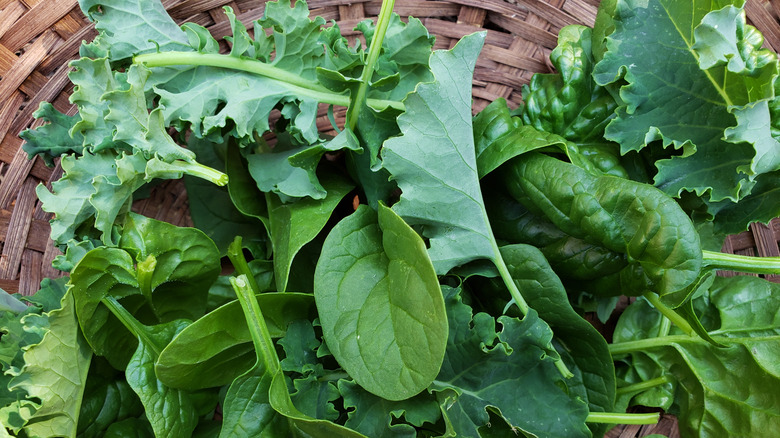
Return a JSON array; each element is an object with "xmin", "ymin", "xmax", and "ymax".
[
  {"xmin": 145, "ymin": 158, "xmax": 228, "ymax": 186},
  {"xmin": 585, "ymin": 412, "xmax": 660, "ymax": 425},
  {"xmin": 609, "ymin": 334, "xmax": 692, "ymax": 356},
  {"xmin": 493, "ymin": 247, "xmax": 573, "ymax": 379},
  {"xmin": 347, "ymin": 0, "xmax": 396, "ymax": 130},
  {"xmin": 615, "ymin": 375, "xmax": 673, "ymax": 396},
  {"xmin": 226, "ymin": 236, "xmax": 262, "ymax": 295},
  {"xmin": 134, "ymin": 52, "xmax": 404, "ymax": 112},
  {"xmin": 102, "ymin": 296, "xmax": 162, "ymax": 356},
  {"xmin": 702, "ymin": 249, "xmax": 780, "ymax": 275},
  {"xmin": 231, "ymin": 275, "xmax": 280, "ymax": 374},
  {"xmin": 642, "ymin": 291, "xmax": 694, "ymax": 337}
]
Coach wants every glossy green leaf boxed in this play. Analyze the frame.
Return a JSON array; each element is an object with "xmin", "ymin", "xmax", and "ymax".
[
  {"xmin": 315, "ymin": 204, "xmax": 447, "ymax": 401},
  {"xmin": 118, "ymin": 212, "xmax": 220, "ymax": 320},
  {"xmin": 268, "ymin": 171, "xmax": 353, "ymax": 292},
  {"xmin": 502, "ymin": 153, "xmax": 702, "ymax": 302},
  {"xmin": 612, "ymin": 275, "xmax": 780, "ymax": 437},
  {"xmin": 156, "ymin": 292, "xmax": 316, "ymax": 390}
]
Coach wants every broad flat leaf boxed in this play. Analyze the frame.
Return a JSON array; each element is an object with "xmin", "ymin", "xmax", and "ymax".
[
  {"xmin": 381, "ymin": 32, "xmax": 493, "ymax": 274},
  {"xmin": 79, "ymin": 0, "xmax": 189, "ymax": 61},
  {"xmin": 156, "ymin": 293, "xmax": 316, "ymax": 390},
  {"xmin": 0, "ymin": 290, "xmax": 26, "ymax": 314},
  {"xmin": 118, "ymin": 212, "xmax": 221, "ymax": 320},
  {"xmin": 431, "ymin": 286, "xmax": 590, "ymax": 438},
  {"xmin": 8, "ymin": 289, "xmax": 92, "ymax": 438},
  {"xmin": 593, "ymin": 0, "xmax": 779, "ymax": 203},
  {"xmin": 612, "ymin": 275, "xmax": 780, "ymax": 437},
  {"xmin": 314, "ymin": 204, "xmax": 447, "ymax": 401},
  {"xmin": 122, "ymin": 316, "xmax": 203, "ymax": 438},
  {"xmin": 338, "ymin": 379, "xmax": 440, "ymax": 438},
  {"xmin": 711, "ymin": 170, "xmax": 780, "ymax": 234},
  {"xmin": 267, "ymin": 171, "xmax": 353, "ymax": 291}
]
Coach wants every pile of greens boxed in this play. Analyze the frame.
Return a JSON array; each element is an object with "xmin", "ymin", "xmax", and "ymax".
[{"xmin": 3, "ymin": 0, "xmax": 780, "ymax": 436}]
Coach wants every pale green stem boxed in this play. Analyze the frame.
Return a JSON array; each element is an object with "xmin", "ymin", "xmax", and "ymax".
[
  {"xmin": 226, "ymin": 236, "xmax": 262, "ymax": 296},
  {"xmin": 586, "ymin": 412, "xmax": 660, "ymax": 425},
  {"xmin": 702, "ymin": 249, "xmax": 780, "ymax": 275},
  {"xmin": 102, "ymin": 296, "xmax": 161, "ymax": 357},
  {"xmin": 616, "ymin": 375, "xmax": 673, "ymax": 396},
  {"xmin": 347, "ymin": 0, "xmax": 396, "ymax": 130},
  {"xmin": 134, "ymin": 52, "xmax": 404, "ymax": 112},
  {"xmin": 136, "ymin": 254, "xmax": 157, "ymax": 303},
  {"xmin": 642, "ymin": 291, "xmax": 694, "ymax": 337},
  {"xmin": 146, "ymin": 159, "xmax": 228, "ymax": 186},
  {"xmin": 493, "ymin": 245, "xmax": 573, "ymax": 379},
  {"xmin": 231, "ymin": 275, "xmax": 280, "ymax": 373},
  {"xmin": 609, "ymin": 334, "xmax": 692, "ymax": 356}
]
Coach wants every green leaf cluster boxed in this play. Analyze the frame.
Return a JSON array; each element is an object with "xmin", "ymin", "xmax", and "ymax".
[{"xmin": 8, "ymin": 0, "xmax": 780, "ymax": 437}]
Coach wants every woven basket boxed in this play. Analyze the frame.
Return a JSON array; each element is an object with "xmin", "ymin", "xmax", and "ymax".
[{"xmin": 4, "ymin": 0, "xmax": 780, "ymax": 437}]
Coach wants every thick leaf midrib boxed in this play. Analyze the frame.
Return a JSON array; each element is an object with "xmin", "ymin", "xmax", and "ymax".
[{"xmin": 659, "ymin": 1, "xmax": 735, "ymax": 107}]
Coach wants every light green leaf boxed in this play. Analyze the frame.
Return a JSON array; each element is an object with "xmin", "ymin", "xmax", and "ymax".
[
  {"xmin": 8, "ymin": 289, "xmax": 92, "ymax": 438},
  {"xmin": 315, "ymin": 204, "xmax": 447, "ymax": 401},
  {"xmin": 381, "ymin": 32, "xmax": 491, "ymax": 274},
  {"xmin": 79, "ymin": 0, "xmax": 189, "ymax": 61},
  {"xmin": 19, "ymin": 102, "xmax": 83, "ymax": 165}
]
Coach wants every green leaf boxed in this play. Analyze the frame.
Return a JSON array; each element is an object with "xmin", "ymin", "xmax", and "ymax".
[
  {"xmin": 502, "ymin": 152, "xmax": 702, "ymax": 302},
  {"xmin": 520, "ymin": 25, "xmax": 617, "ymax": 145},
  {"xmin": 155, "ymin": 292, "xmax": 316, "ymax": 390},
  {"xmin": 0, "ymin": 290, "xmax": 27, "ymax": 314},
  {"xmin": 118, "ymin": 212, "xmax": 221, "ymax": 320},
  {"xmin": 500, "ymin": 244, "xmax": 615, "ymax": 432},
  {"xmin": 19, "ymin": 102, "xmax": 83, "ymax": 165},
  {"xmin": 381, "ymin": 32, "xmax": 493, "ymax": 274},
  {"xmin": 79, "ymin": 0, "xmax": 189, "ymax": 61},
  {"xmin": 77, "ymin": 358, "xmax": 144, "ymax": 438},
  {"xmin": 185, "ymin": 136, "xmax": 268, "ymax": 254},
  {"xmin": 7, "ymin": 289, "xmax": 92, "ymax": 438},
  {"xmin": 611, "ymin": 275, "xmax": 780, "ymax": 436},
  {"xmin": 268, "ymin": 171, "xmax": 353, "ymax": 291},
  {"xmin": 593, "ymin": 0, "xmax": 779, "ymax": 203},
  {"xmin": 315, "ymin": 204, "xmax": 447, "ymax": 401},
  {"xmin": 431, "ymin": 286, "xmax": 591, "ymax": 437},
  {"xmin": 338, "ymin": 379, "xmax": 441, "ymax": 438},
  {"xmin": 116, "ymin": 311, "xmax": 202, "ymax": 438}
]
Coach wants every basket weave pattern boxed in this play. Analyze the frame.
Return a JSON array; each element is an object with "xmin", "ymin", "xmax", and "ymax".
[{"xmin": 2, "ymin": 1, "xmax": 780, "ymax": 437}]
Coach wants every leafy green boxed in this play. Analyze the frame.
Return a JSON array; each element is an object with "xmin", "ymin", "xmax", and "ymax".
[
  {"xmin": 611, "ymin": 276, "xmax": 780, "ymax": 436},
  {"xmin": 315, "ymin": 204, "xmax": 446, "ymax": 401},
  {"xmin": 593, "ymin": 0, "xmax": 779, "ymax": 207},
  {"xmin": 431, "ymin": 286, "xmax": 591, "ymax": 437},
  {"xmin": 6, "ymin": 289, "xmax": 92, "ymax": 438}
]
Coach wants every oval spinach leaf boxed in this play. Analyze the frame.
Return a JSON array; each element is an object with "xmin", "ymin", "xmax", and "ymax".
[{"xmin": 314, "ymin": 204, "xmax": 447, "ymax": 401}]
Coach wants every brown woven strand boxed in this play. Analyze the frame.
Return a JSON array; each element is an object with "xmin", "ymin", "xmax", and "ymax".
[{"xmin": 1, "ymin": 2, "xmax": 779, "ymax": 435}]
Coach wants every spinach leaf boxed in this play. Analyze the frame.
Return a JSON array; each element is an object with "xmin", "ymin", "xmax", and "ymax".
[
  {"xmin": 267, "ymin": 171, "xmax": 353, "ymax": 292},
  {"xmin": 315, "ymin": 204, "xmax": 446, "ymax": 401},
  {"xmin": 611, "ymin": 275, "xmax": 780, "ymax": 436},
  {"xmin": 155, "ymin": 292, "xmax": 316, "ymax": 390},
  {"xmin": 502, "ymin": 152, "xmax": 702, "ymax": 303}
]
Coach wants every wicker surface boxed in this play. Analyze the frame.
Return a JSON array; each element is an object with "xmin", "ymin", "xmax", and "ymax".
[{"xmin": 2, "ymin": 0, "xmax": 780, "ymax": 436}]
